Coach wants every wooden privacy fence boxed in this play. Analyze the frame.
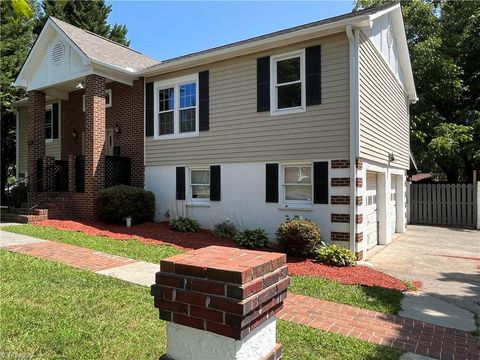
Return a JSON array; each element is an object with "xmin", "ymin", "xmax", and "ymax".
[{"xmin": 410, "ymin": 183, "xmax": 475, "ymax": 227}]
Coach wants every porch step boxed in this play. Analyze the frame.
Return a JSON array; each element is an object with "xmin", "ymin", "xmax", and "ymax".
[{"xmin": 1, "ymin": 211, "xmax": 48, "ymax": 224}]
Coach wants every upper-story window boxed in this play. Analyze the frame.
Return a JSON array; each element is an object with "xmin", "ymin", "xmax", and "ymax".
[
  {"xmin": 271, "ymin": 50, "xmax": 306, "ymax": 115},
  {"xmin": 82, "ymin": 89, "xmax": 112, "ymax": 111},
  {"xmin": 45, "ymin": 106, "xmax": 53, "ymax": 142},
  {"xmin": 154, "ymin": 75, "xmax": 198, "ymax": 140}
]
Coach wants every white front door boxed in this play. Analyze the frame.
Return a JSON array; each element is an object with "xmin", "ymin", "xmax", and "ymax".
[
  {"xmin": 106, "ymin": 129, "xmax": 114, "ymax": 156},
  {"xmin": 390, "ymin": 175, "xmax": 397, "ymax": 234},
  {"xmin": 366, "ymin": 172, "xmax": 378, "ymax": 249}
]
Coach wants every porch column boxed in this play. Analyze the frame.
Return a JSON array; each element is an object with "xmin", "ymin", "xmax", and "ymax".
[
  {"xmin": 27, "ymin": 90, "xmax": 46, "ymax": 191},
  {"xmin": 83, "ymin": 74, "xmax": 106, "ymax": 217}
]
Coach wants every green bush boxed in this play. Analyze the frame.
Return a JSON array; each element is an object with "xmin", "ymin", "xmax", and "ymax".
[
  {"xmin": 96, "ymin": 185, "xmax": 155, "ymax": 225},
  {"xmin": 276, "ymin": 216, "xmax": 324, "ymax": 258},
  {"xmin": 316, "ymin": 244, "xmax": 356, "ymax": 267},
  {"xmin": 169, "ymin": 217, "xmax": 200, "ymax": 232},
  {"xmin": 234, "ymin": 229, "xmax": 270, "ymax": 249},
  {"xmin": 213, "ymin": 218, "xmax": 238, "ymax": 238}
]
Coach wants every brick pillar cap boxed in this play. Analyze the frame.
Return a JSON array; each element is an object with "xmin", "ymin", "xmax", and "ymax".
[{"xmin": 160, "ymin": 246, "xmax": 286, "ymax": 284}]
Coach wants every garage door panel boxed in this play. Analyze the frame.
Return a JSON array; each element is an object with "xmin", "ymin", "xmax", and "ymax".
[{"xmin": 366, "ymin": 172, "xmax": 378, "ymax": 249}]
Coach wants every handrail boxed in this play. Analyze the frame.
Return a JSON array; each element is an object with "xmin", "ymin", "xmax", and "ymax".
[{"xmin": 5, "ymin": 161, "xmax": 57, "ymax": 213}]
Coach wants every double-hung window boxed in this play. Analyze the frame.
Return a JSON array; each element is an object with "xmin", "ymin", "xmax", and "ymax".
[
  {"xmin": 189, "ymin": 168, "xmax": 210, "ymax": 203},
  {"xmin": 45, "ymin": 106, "xmax": 53, "ymax": 142},
  {"xmin": 154, "ymin": 75, "xmax": 198, "ymax": 139},
  {"xmin": 271, "ymin": 50, "xmax": 306, "ymax": 115},
  {"xmin": 282, "ymin": 164, "xmax": 313, "ymax": 205}
]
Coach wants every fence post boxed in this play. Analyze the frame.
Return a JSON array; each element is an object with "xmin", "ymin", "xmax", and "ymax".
[
  {"xmin": 474, "ymin": 170, "xmax": 479, "ymax": 229},
  {"xmin": 406, "ymin": 181, "xmax": 411, "ymax": 225}
]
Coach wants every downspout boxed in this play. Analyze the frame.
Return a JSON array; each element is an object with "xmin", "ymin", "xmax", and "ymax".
[{"xmin": 346, "ymin": 25, "xmax": 360, "ymax": 253}]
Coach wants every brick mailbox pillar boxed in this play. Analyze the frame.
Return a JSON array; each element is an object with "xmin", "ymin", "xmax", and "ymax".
[{"xmin": 151, "ymin": 245, "xmax": 289, "ymax": 360}]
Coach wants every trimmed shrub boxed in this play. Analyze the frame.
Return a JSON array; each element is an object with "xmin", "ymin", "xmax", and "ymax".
[
  {"xmin": 316, "ymin": 244, "xmax": 356, "ymax": 267},
  {"xmin": 213, "ymin": 218, "xmax": 238, "ymax": 238},
  {"xmin": 96, "ymin": 185, "xmax": 155, "ymax": 225},
  {"xmin": 276, "ymin": 216, "xmax": 324, "ymax": 258},
  {"xmin": 234, "ymin": 229, "xmax": 270, "ymax": 249},
  {"xmin": 169, "ymin": 217, "xmax": 200, "ymax": 232}
]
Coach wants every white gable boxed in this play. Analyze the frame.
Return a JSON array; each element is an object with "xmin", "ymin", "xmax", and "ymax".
[
  {"xmin": 363, "ymin": 12, "xmax": 404, "ymax": 87},
  {"xmin": 19, "ymin": 23, "xmax": 90, "ymax": 92}
]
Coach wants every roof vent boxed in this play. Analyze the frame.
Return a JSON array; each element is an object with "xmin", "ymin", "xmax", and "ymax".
[{"xmin": 51, "ymin": 42, "xmax": 65, "ymax": 64}]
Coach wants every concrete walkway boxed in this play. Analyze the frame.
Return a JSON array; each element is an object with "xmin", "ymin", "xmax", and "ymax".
[
  {"xmin": 0, "ymin": 230, "xmax": 478, "ymax": 360},
  {"xmin": 369, "ymin": 225, "xmax": 480, "ymax": 332}
]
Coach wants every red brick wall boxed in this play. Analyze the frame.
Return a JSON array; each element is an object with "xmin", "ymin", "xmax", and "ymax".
[
  {"xmin": 60, "ymin": 79, "xmax": 144, "ymax": 188},
  {"xmin": 27, "ymin": 91, "xmax": 46, "ymax": 187}
]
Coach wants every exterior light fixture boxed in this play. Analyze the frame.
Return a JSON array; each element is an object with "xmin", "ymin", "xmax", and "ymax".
[
  {"xmin": 72, "ymin": 129, "xmax": 78, "ymax": 139},
  {"xmin": 114, "ymin": 123, "xmax": 121, "ymax": 134},
  {"xmin": 75, "ymin": 81, "xmax": 84, "ymax": 89},
  {"xmin": 388, "ymin": 152, "xmax": 395, "ymax": 163}
]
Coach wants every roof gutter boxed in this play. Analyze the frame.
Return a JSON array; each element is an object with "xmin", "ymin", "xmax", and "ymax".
[
  {"xmin": 138, "ymin": 15, "xmax": 371, "ymax": 77},
  {"xmin": 346, "ymin": 24, "xmax": 360, "ymax": 254}
]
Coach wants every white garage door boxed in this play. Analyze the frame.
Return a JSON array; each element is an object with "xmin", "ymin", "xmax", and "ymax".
[
  {"xmin": 390, "ymin": 176, "xmax": 397, "ymax": 234},
  {"xmin": 365, "ymin": 172, "xmax": 378, "ymax": 249}
]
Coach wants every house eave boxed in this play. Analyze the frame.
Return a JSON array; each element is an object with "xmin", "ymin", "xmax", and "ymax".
[{"xmin": 138, "ymin": 15, "xmax": 373, "ymax": 77}]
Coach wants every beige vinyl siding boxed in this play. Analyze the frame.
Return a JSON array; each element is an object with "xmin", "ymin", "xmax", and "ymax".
[
  {"xmin": 145, "ymin": 33, "xmax": 350, "ymax": 166},
  {"xmin": 358, "ymin": 31, "xmax": 410, "ymax": 169},
  {"xmin": 17, "ymin": 107, "xmax": 28, "ymax": 176},
  {"xmin": 46, "ymin": 138, "xmax": 61, "ymax": 159},
  {"xmin": 17, "ymin": 102, "xmax": 62, "ymax": 177}
]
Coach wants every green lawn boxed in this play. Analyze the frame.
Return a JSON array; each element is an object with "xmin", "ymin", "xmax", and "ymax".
[
  {"xmin": 0, "ymin": 251, "xmax": 401, "ymax": 360},
  {"xmin": 290, "ymin": 275, "xmax": 403, "ymax": 314},
  {"xmin": 2, "ymin": 224, "xmax": 181, "ymax": 263},
  {"xmin": 2, "ymin": 225, "xmax": 403, "ymax": 314}
]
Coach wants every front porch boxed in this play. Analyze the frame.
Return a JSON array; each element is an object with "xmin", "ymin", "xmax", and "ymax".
[{"xmin": 8, "ymin": 73, "xmax": 144, "ymax": 221}]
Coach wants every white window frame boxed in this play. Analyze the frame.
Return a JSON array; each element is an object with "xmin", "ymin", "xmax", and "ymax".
[
  {"xmin": 45, "ymin": 104, "xmax": 53, "ymax": 143},
  {"xmin": 82, "ymin": 89, "xmax": 112, "ymax": 111},
  {"xmin": 154, "ymin": 74, "xmax": 199, "ymax": 140},
  {"xmin": 187, "ymin": 167, "xmax": 210, "ymax": 205},
  {"xmin": 280, "ymin": 163, "xmax": 313, "ymax": 207},
  {"xmin": 270, "ymin": 50, "xmax": 306, "ymax": 116}
]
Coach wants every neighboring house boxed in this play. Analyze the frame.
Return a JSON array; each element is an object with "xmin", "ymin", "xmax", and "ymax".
[{"xmin": 12, "ymin": 3, "xmax": 416, "ymax": 259}]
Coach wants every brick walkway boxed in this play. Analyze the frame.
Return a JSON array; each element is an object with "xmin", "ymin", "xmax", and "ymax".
[
  {"xmin": 280, "ymin": 294, "xmax": 479, "ymax": 360},
  {"xmin": 1, "ymin": 234, "xmax": 479, "ymax": 360},
  {"xmin": 4, "ymin": 241, "xmax": 135, "ymax": 271}
]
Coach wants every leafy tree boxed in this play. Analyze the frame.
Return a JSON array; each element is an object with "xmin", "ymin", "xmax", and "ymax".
[
  {"xmin": 0, "ymin": 1, "xmax": 38, "ymax": 204},
  {"xmin": 354, "ymin": 0, "xmax": 480, "ymax": 182},
  {"xmin": 36, "ymin": 0, "xmax": 130, "ymax": 46}
]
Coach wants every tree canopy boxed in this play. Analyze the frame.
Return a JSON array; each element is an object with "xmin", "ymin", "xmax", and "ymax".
[
  {"xmin": 355, "ymin": 0, "xmax": 480, "ymax": 182},
  {"xmin": 36, "ymin": 0, "xmax": 130, "ymax": 46}
]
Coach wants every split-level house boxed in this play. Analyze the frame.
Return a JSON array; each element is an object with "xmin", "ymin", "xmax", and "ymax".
[{"xmin": 12, "ymin": 3, "xmax": 416, "ymax": 259}]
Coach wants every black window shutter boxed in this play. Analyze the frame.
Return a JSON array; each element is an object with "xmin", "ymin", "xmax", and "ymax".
[
  {"xmin": 306, "ymin": 45, "xmax": 321, "ymax": 106},
  {"xmin": 257, "ymin": 56, "xmax": 270, "ymax": 112},
  {"xmin": 145, "ymin": 82, "xmax": 154, "ymax": 137},
  {"xmin": 210, "ymin": 165, "xmax": 221, "ymax": 201},
  {"xmin": 52, "ymin": 102, "xmax": 59, "ymax": 139},
  {"xmin": 199, "ymin": 70, "xmax": 209, "ymax": 131},
  {"xmin": 265, "ymin": 163, "xmax": 279, "ymax": 203},
  {"xmin": 313, "ymin": 161, "xmax": 328, "ymax": 204},
  {"xmin": 176, "ymin": 167, "xmax": 186, "ymax": 200}
]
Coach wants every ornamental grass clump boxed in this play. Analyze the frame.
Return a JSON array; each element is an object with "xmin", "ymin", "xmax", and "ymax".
[
  {"xmin": 276, "ymin": 216, "xmax": 324, "ymax": 258},
  {"xmin": 213, "ymin": 218, "xmax": 238, "ymax": 238}
]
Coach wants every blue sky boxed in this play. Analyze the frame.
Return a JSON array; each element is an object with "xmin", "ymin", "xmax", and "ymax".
[{"xmin": 106, "ymin": 1, "xmax": 354, "ymax": 60}]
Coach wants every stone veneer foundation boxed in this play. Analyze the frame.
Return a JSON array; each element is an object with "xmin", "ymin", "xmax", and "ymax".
[{"xmin": 151, "ymin": 245, "xmax": 289, "ymax": 360}]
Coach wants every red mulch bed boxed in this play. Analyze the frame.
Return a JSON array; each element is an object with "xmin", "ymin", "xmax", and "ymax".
[{"xmin": 34, "ymin": 220, "xmax": 408, "ymax": 290}]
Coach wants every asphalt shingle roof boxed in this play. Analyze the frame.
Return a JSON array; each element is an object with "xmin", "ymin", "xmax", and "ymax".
[{"xmin": 51, "ymin": 17, "xmax": 159, "ymax": 72}]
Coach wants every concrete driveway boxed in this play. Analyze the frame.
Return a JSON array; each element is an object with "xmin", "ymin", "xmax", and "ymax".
[{"xmin": 369, "ymin": 225, "xmax": 479, "ymax": 329}]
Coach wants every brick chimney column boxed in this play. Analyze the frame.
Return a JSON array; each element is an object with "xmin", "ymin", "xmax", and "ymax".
[
  {"xmin": 27, "ymin": 90, "xmax": 46, "ymax": 191},
  {"xmin": 83, "ymin": 74, "xmax": 106, "ymax": 217},
  {"xmin": 151, "ymin": 246, "xmax": 289, "ymax": 360}
]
